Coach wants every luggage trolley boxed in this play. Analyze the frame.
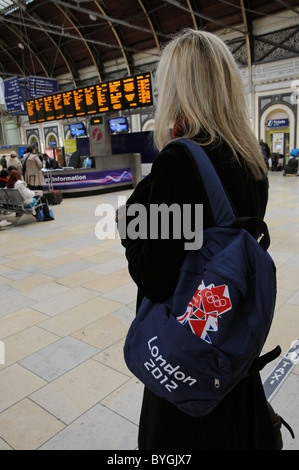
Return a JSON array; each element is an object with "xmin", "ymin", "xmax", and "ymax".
[{"xmin": 283, "ymin": 149, "xmax": 299, "ymax": 176}]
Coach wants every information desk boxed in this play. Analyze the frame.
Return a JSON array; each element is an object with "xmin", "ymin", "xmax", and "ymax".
[{"xmin": 42, "ymin": 153, "xmax": 141, "ymax": 196}]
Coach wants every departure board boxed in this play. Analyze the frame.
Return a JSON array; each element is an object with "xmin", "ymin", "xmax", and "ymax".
[
  {"xmin": 35, "ymin": 97, "xmax": 46, "ymax": 122},
  {"xmin": 53, "ymin": 93, "xmax": 64, "ymax": 120},
  {"xmin": 62, "ymin": 91, "xmax": 75, "ymax": 118},
  {"xmin": 73, "ymin": 88, "xmax": 86, "ymax": 116},
  {"xmin": 44, "ymin": 95, "xmax": 55, "ymax": 121},
  {"xmin": 26, "ymin": 99, "xmax": 38, "ymax": 124},
  {"xmin": 136, "ymin": 73, "xmax": 152, "ymax": 106},
  {"xmin": 96, "ymin": 83, "xmax": 110, "ymax": 113},
  {"xmin": 109, "ymin": 79, "xmax": 123, "ymax": 111},
  {"xmin": 123, "ymin": 76, "xmax": 137, "ymax": 108},
  {"xmin": 26, "ymin": 72, "xmax": 153, "ymax": 124},
  {"xmin": 84, "ymin": 85, "xmax": 98, "ymax": 115}
]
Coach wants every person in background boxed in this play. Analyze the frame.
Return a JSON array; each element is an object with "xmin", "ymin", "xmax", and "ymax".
[
  {"xmin": 6, "ymin": 169, "xmax": 54, "ymax": 221},
  {"xmin": 117, "ymin": 29, "xmax": 274, "ymax": 450},
  {"xmin": 0, "ymin": 155, "xmax": 7, "ymax": 169},
  {"xmin": 0, "ymin": 168, "xmax": 12, "ymax": 227},
  {"xmin": 6, "ymin": 151, "xmax": 23, "ymax": 174},
  {"xmin": 41, "ymin": 153, "xmax": 60, "ymax": 169},
  {"xmin": 22, "ymin": 145, "xmax": 46, "ymax": 191},
  {"xmin": 260, "ymin": 139, "xmax": 271, "ymax": 169},
  {"xmin": 0, "ymin": 169, "xmax": 9, "ymax": 188}
]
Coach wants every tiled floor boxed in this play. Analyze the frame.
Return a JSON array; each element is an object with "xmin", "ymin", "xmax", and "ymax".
[{"xmin": 0, "ymin": 173, "xmax": 298, "ymax": 450}]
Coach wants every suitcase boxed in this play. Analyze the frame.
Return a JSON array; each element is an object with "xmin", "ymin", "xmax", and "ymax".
[
  {"xmin": 43, "ymin": 169, "xmax": 63, "ymax": 205},
  {"xmin": 43, "ymin": 190, "xmax": 63, "ymax": 205}
]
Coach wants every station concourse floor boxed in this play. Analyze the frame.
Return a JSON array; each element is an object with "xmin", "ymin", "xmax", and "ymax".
[{"xmin": 0, "ymin": 171, "xmax": 298, "ymax": 451}]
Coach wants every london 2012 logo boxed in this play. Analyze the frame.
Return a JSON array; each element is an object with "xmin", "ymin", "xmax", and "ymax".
[{"xmin": 177, "ymin": 281, "xmax": 232, "ymax": 344}]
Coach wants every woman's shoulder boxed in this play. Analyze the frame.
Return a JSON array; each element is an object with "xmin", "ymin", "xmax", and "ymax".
[
  {"xmin": 152, "ymin": 141, "xmax": 194, "ymax": 173},
  {"xmin": 14, "ymin": 179, "xmax": 25, "ymax": 187}
]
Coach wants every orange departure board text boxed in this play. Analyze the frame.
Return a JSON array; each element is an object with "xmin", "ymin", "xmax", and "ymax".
[
  {"xmin": 53, "ymin": 93, "xmax": 64, "ymax": 120},
  {"xmin": 136, "ymin": 73, "xmax": 152, "ymax": 106},
  {"xmin": 62, "ymin": 91, "xmax": 75, "ymax": 118},
  {"xmin": 108, "ymin": 80, "xmax": 123, "ymax": 111},
  {"xmin": 96, "ymin": 83, "xmax": 110, "ymax": 112},
  {"xmin": 84, "ymin": 86, "xmax": 98, "ymax": 115},
  {"xmin": 123, "ymin": 77, "xmax": 137, "ymax": 108},
  {"xmin": 44, "ymin": 95, "xmax": 55, "ymax": 121},
  {"xmin": 35, "ymin": 97, "xmax": 46, "ymax": 122},
  {"xmin": 26, "ymin": 100, "xmax": 37, "ymax": 124},
  {"xmin": 73, "ymin": 88, "xmax": 86, "ymax": 116},
  {"xmin": 26, "ymin": 72, "xmax": 153, "ymax": 124}
]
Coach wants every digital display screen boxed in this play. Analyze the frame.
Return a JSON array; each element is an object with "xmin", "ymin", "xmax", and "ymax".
[
  {"xmin": 69, "ymin": 122, "xmax": 87, "ymax": 137},
  {"xmin": 109, "ymin": 117, "xmax": 128, "ymax": 134},
  {"xmin": 26, "ymin": 99, "xmax": 38, "ymax": 124},
  {"xmin": 62, "ymin": 91, "xmax": 75, "ymax": 118},
  {"xmin": 136, "ymin": 73, "xmax": 152, "ymax": 106},
  {"xmin": 35, "ymin": 97, "xmax": 46, "ymax": 122},
  {"xmin": 44, "ymin": 95, "xmax": 55, "ymax": 121},
  {"xmin": 73, "ymin": 88, "xmax": 86, "ymax": 116},
  {"xmin": 123, "ymin": 77, "xmax": 137, "ymax": 108},
  {"xmin": 53, "ymin": 93, "xmax": 65, "ymax": 120},
  {"xmin": 4, "ymin": 76, "xmax": 58, "ymax": 116},
  {"xmin": 84, "ymin": 86, "xmax": 98, "ymax": 115},
  {"xmin": 96, "ymin": 83, "xmax": 110, "ymax": 113},
  {"xmin": 109, "ymin": 80, "xmax": 123, "ymax": 111},
  {"xmin": 26, "ymin": 72, "xmax": 153, "ymax": 124}
]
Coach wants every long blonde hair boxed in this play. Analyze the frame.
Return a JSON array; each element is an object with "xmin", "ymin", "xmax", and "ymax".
[{"xmin": 154, "ymin": 28, "xmax": 266, "ymax": 179}]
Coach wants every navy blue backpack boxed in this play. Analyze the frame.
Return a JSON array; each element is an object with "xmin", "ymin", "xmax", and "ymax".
[{"xmin": 124, "ymin": 139, "xmax": 277, "ymax": 417}]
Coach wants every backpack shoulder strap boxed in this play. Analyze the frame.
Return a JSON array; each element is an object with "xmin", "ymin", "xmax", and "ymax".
[
  {"xmin": 169, "ymin": 138, "xmax": 270, "ymax": 250},
  {"xmin": 171, "ymin": 138, "xmax": 235, "ymax": 227}
]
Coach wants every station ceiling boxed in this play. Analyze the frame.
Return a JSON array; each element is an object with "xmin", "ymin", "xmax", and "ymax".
[{"xmin": 0, "ymin": 0, "xmax": 298, "ymax": 88}]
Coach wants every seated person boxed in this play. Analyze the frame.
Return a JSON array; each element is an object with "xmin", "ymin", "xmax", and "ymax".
[
  {"xmin": 6, "ymin": 169, "xmax": 54, "ymax": 221},
  {"xmin": 41, "ymin": 154, "xmax": 60, "ymax": 169},
  {"xmin": 0, "ymin": 169, "xmax": 9, "ymax": 188}
]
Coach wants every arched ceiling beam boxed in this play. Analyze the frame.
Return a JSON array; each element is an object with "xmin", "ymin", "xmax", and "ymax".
[
  {"xmin": 20, "ymin": 12, "xmax": 78, "ymax": 86},
  {"xmin": 51, "ymin": 0, "xmax": 169, "ymax": 40},
  {"xmin": 0, "ymin": 17, "xmax": 50, "ymax": 76},
  {"xmin": 55, "ymin": 2, "xmax": 103, "ymax": 81},
  {"xmin": 93, "ymin": 0, "xmax": 132, "ymax": 75},
  {"xmin": 0, "ymin": 39, "xmax": 25, "ymax": 76},
  {"xmin": 0, "ymin": 13, "xmax": 157, "ymax": 72},
  {"xmin": 137, "ymin": 0, "xmax": 161, "ymax": 52},
  {"xmin": 163, "ymin": 0, "xmax": 245, "ymax": 34},
  {"xmin": 240, "ymin": 0, "xmax": 253, "ymax": 67},
  {"xmin": 186, "ymin": 0, "xmax": 205, "ymax": 30},
  {"xmin": 273, "ymin": 0, "xmax": 299, "ymax": 15},
  {"xmin": 0, "ymin": 12, "xmax": 80, "ymax": 84}
]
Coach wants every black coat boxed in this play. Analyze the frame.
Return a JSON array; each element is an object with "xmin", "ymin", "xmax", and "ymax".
[{"xmin": 121, "ymin": 141, "xmax": 275, "ymax": 450}]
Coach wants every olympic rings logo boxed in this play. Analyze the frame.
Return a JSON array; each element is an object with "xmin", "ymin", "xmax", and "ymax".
[{"xmin": 204, "ymin": 290, "xmax": 227, "ymax": 308}]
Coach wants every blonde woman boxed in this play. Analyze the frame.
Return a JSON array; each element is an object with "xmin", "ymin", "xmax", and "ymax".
[{"xmin": 118, "ymin": 29, "xmax": 272, "ymax": 450}]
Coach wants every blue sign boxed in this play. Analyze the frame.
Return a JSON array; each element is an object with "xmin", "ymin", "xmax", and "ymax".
[
  {"xmin": 4, "ymin": 78, "xmax": 26, "ymax": 115},
  {"xmin": 267, "ymin": 119, "xmax": 289, "ymax": 128},
  {"xmin": 4, "ymin": 76, "xmax": 58, "ymax": 116},
  {"xmin": 28, "ymin": 77, "xmax": 58, "ymax": 98}
]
